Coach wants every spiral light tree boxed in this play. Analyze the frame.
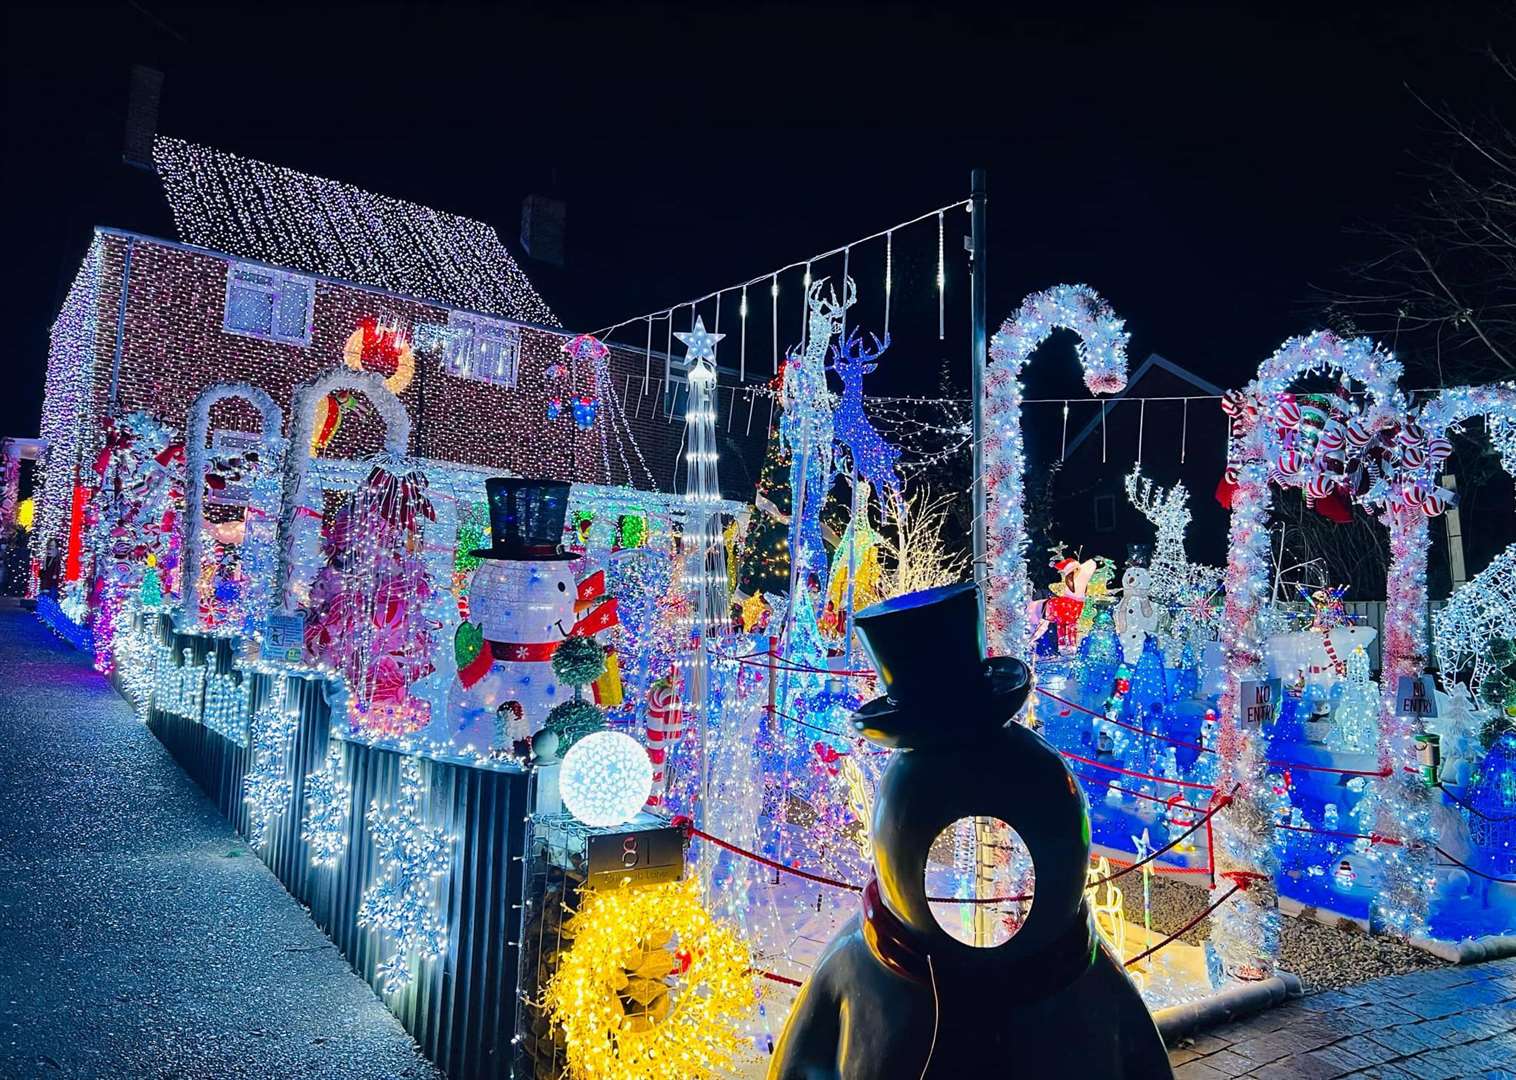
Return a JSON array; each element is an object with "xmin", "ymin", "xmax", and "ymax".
[
  {"xmin": 1214, "ymin": 331, "xmax": 1405, "ymax": 977},
  {"xmin": 983, "ymin": 285, "xmax": 1129, "ymax": 659}
]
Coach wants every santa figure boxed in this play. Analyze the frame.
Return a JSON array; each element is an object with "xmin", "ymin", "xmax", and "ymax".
[{"xmin": 448, "ymin": 479, "xmax": 617, "ymax": 755}]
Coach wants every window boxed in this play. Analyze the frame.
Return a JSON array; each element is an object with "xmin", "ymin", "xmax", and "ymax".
[
  {"xmin": 440, "ymin": 312, "xmax": 521, "ymax": 387},
  {"xmin": 223, "ymin": 263, "xmax": 315, "ymax": 346},
  {"xmin": 1093, "ymin": 493, "xmax": 1117, "ymax": 533}
]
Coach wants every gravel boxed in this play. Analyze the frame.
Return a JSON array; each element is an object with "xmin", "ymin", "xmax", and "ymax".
[
  {"xmin": 0, "ymin": 606, "xmax": 442, "ymax": 1080},
  {"xmin": 1119, "ymin": 869, "xmax": 1445, "ymax": 993}
]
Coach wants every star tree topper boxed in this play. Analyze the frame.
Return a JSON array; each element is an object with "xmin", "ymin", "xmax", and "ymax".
[{"xmin": 675, "ymin": 315, "xmax": 724, "ymax": 379}]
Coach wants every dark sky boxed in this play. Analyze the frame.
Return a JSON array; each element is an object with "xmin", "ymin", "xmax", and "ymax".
[{"xmin": 6, "ymin": 1, "xmax": 1513, "ymax": 443}]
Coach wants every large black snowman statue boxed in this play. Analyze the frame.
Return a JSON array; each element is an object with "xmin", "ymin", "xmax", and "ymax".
[{"xmin": 771, "ymin": 583, "xmax": 1172, "ymax": 1079}]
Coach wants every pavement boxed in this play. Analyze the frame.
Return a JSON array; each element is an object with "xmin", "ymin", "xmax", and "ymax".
[
  {"xmin": 1169, "ymin": 958, "xmax": 1516, "ymax": 1079},
  {"xmin": 0, "ymin": 607, "xmax": 440, "ymax": 1079}
]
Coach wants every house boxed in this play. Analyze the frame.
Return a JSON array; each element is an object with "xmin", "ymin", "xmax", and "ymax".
[
  {"xmin": 31, "ymin": 139, "xmax": 768, "ymax": 576},
  {"xmin": 1036, "ymin": 352, "xmax": 1230, "ymax": 573}
]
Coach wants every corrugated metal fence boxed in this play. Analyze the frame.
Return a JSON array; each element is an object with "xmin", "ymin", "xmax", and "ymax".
[{"xmin": 144, "ymin": 621, "xmax": 530, "ymax": 1080}]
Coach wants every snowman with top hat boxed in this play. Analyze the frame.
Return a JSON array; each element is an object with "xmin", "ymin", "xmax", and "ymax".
[
  {"xmin": 448, "ymin": 478, "xmax": 583, "ymax": 756},
  {"xmin": 771, "ymin": 582, "xmax": 1171, "ymax": 1079}
]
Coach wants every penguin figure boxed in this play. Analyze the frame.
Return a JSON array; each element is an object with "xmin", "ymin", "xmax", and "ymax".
[{"xmin": 770, "ymin": 583, "xmax": 1172, "ymax": 1080}]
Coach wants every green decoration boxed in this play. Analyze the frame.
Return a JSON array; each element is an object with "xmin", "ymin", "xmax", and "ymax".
[
  {"xmin": 544, "ymin": 698, "xmax": 606, "ymax": 752},
  {"xmin": 553, "ymin": 634, "xmax": 607, "ymax": 689},
  {"xmin": 139, "ymin": 566, "xmax": 163, "ymax": 608},
  {"xmin": 454, "ymin": 501, "xmax": 490, "ymax": 574},
  {"xmin": 618, "ymin": 513, "xmax": 649, "ymax": 550}
]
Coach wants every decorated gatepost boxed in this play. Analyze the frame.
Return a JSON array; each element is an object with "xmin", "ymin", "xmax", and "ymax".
[
  {"xmin": 1214, "ymin": 331, "xmax": 1405, "ymax": 977},
  {"xmin": 982, "ymin": 285, "xmax": 1130, "ymax": 660},
  {"xmin": 1366, "ymin": 383, "xmax": 1516, "ymax": 934}
]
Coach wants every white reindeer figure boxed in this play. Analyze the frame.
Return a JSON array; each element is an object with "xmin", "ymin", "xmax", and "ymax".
[
  {"xmin": 1434, "ymin": 544, "xmax": 1516, "ymax": 700},
  {"xmin": 782, "ymin": 277, "xmax": 853, "ymax": 592},
  {"xmin": 1125, "ymin": 467, "xmax": 1221, "ymax": 656}
]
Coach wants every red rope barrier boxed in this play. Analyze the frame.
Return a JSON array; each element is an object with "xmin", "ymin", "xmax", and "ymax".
[
  {"xmin": 1434, "ymin": 846, "xmax": 1516, "ymax": 885},
  {"xmin": 1436, "ymin": 783, "xmax": 1516, "ymax": 823},
  {"xmin": 1037, "ymin": 687, "xmax": 1215, "ymax": 756},
  {"xmin": 1123, "ymin": 884, "xmax": 1241, "ymax": 968},
  {"xmin": 1059, "ymin": 749, "xmax": 1217, "ymax": 790},
  {"xmin": 1274, "ymin": 820, "xmax": 1401, "ymax": 846},
  {"xmin": 755, "ymin": 968, "xmax": 804, "ymax": 987}
]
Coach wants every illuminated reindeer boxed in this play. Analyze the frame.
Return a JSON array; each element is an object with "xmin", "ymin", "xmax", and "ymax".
[
  {"xmin": 1125, "ymin": 467, "xmax": 1220, "ymax": 650},
  {"xmin": 783, "ymin": 277, "xmax": 853, "ymax": 592},
  {"xmin": 829, "ymin": 327, "xmax": 902, "ymax": 509}
]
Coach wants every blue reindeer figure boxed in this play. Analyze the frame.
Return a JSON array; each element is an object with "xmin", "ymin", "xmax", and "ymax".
[{"xmin": 829, "ymin": 327, "xmax": 902, "ymax": 510}]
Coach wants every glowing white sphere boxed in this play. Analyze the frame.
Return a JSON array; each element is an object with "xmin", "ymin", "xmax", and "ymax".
[{"xmin": 559, "ymin": 730, "xmax": 654, "ymax": 828}]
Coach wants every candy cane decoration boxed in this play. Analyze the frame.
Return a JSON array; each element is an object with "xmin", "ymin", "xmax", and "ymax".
[
  {"xmin": 1214, "ymin": 330, "xmax": 1404, "ymax": 976},
  {"xmin": 644, "ymin": 673, "xmax": 684, "ymax": 807},
  {"xmin": 983, "ymin": 286, "xmax": 1129, "ymax": 657}
]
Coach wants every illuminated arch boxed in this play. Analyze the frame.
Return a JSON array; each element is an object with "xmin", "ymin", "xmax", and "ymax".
[
  {"xmin": 983, "ymin": 284, "xmax": 1129, "ymax": 657},
  {"xmin": 183, "ymin": 383, "xmax": 285, "ymax": 634},
  {"xmin": 276, "ymin": 369, "xmax": 412, "ymax": 606},
  {"xmin": 1214, "ymin": 330, "xmax": 1404, "ymax": 972}
]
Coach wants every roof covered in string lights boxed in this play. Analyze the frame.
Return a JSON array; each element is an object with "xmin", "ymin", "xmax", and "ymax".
[{"xmin": 152, "ymin": 137, "xmax": 559, "ymax": 327}]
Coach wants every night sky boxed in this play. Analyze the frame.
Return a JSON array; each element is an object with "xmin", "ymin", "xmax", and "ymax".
[{"xmin": 6, "ymin": 1, "xmax": 1512, "ymax": 444}]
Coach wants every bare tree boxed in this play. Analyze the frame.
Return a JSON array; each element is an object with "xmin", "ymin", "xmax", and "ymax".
[
  {"xmin": 1328, "ymin": 50, "xmax": 1516, "ymax": 383},
  {"xmin": 877, "ymin": 486, "xmax": 971, "ymax": 598}
]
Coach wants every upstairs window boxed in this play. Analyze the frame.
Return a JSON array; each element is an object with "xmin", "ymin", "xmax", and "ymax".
[
  {"xmin": 441, "ymin": 312, "xmax": 521, "ymax": 388},
  {"xmin": 223, "ymin": 262, "xmax": 315, "ymax": 346}
]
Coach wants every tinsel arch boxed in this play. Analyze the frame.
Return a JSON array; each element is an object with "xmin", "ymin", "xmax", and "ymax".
[
  {"xmin": 182, "ymin": 382, "xmax": 285, "ymax": 635},
  {"xmin": 1214, "ymin": 330, "xmax": 1404, "ymax": 973},
  {"xmin": 1370, "ymin": 383, "xmax": 1516, "ymax": 933},
  {"xmin": 276, "ymin": 368, "xmax": 412, "ymax": 606},
  {"xmin": 983, "ymin": 284, "xmax": 1129, "ymax": 657}
]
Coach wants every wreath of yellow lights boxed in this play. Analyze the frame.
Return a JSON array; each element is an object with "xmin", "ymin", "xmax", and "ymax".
[
  {"xmin": 543, "ymin": 877, "xmax": 755, "ymax": 1080},
  {"xmin": 342, "ymin": 325, "xmax": 415, "ymax": 394}
]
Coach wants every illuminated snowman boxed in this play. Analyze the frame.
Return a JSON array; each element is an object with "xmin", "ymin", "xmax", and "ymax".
[{"xmin": 449, "ymin": 479, "xmax": 580, "ymax": 756}]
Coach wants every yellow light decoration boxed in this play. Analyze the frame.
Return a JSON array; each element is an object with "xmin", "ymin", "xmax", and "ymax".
[
  {"xmin": 16, "ymin": 497, "xmax": 34, "ymax": 530},
  {"xmin": 543, "ymin": 878, "xmax": 756, "ymax": 1080}
]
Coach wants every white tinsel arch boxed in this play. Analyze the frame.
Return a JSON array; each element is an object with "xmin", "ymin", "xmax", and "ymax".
[
  {"xmin": 183, "ymin": 383, "xmax": 285, "ymax": 635},
  {"xmin": 983, "ymin": 284, "xmax": 1129, "ymax": 657},
  {"xmin": 1214, "ymin": 330, "xmax": 1404, "ymax": 972},
  {"xmin": 1422, "ymin": 387, "xmax": 1516, "ymax": 730},
  {"xmin": 276, "ymin": 369, "xmax": 413, "ymax": 606}
]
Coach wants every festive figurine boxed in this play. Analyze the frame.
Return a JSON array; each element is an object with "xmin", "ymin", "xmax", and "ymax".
[
  {"xmin": 1115, "ymin": 565, "xmax": 1158, "ymax": 664},
  {"xmin": 771, "ymin": 583, "xmax": 1172, "ymax": 1080},
  {"xmin": 448, "ymin": 478, "xmax": 580, "ymax": 755},
  {"xmin": 1046, "ymin": 554, "xmax": 1096, "ymax": 650}
]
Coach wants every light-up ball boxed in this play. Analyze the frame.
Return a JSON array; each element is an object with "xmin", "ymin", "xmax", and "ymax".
[{"xmin": 559, "ymin": 730, "xmax": 654, "ymax": 828}]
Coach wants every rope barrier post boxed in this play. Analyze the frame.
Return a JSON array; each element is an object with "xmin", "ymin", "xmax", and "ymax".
[
  {"xmin": 968, "ymin": 168, "xmax": 989, "ymax": 629},
  {"xmin": 766, "ymin": 634, "xmax": 778, "ymax": 722},
  {"xmin": 1206, "ymin": 794, "xmax": 1218, "ymax": 889}
]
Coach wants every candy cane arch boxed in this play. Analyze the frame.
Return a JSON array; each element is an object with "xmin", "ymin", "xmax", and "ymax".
[
  {"xmin": 276, "ymin": 368, "xmax": 412, "ymax": 608},
  {"xmin": 983, "ymin": 285, "xmax": 1129, "ymax": 657},
  {"xmin": 1214, "ymin": 331, "xmax": 1405, "ymax": 976},
  {"xmin": 1366, "ymin": 383, "xmax": 1516, "ymax": 935},
  {"xmin": 183, "ymin": 383, "xmax": 285, "ymax": 635}
]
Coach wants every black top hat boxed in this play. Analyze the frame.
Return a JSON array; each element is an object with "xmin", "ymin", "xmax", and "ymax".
[
  {"xmin": 472, "ymin": 478, "xmax": 577, "ymax": 561},
  {"xmin": 850, "ymin": 582, "xmax": 1031, "ymax": 749}
]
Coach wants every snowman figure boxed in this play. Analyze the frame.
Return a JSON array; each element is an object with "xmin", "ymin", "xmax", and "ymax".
[
  {"xmin": 448, "ymin": 478, "xmax": 579, "ymax": 756},
  {"xmin": 771, "ymin": 583, "xmax": 1171, "ymax": 1080},
  {"xmin": 1115, "ymin": 565, "xmax": 1159, "ymax": 664}
]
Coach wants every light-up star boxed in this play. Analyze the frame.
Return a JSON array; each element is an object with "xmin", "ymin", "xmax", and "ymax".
[{"xmin": 675, "ymin": 315, "xmax": 724, "ymax": 366}]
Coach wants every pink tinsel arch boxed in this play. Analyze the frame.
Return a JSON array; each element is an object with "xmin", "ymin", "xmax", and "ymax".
[
  {"xmin": 983, "ymin": 285, "xmax": 1129, "ymax": 658},
  {"xmin": 1213, "ymin": 330, "xmax": 1405, "ymax": 975}
]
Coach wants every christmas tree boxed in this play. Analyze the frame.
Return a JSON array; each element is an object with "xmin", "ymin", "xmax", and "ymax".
[
  {"xmin": 1327, "ymin": 646, "xmax": 1378, "ymax": 753},
  {"xmin": 1122, "ymin": 634, "xmax": 1169, "ymax": 721},
  {"xmin": 737, "ymin": 419, "xmax": 795, "ymax": 598}
]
